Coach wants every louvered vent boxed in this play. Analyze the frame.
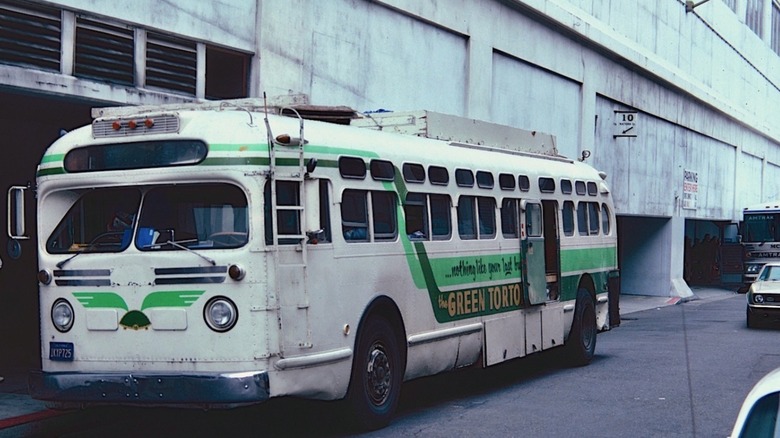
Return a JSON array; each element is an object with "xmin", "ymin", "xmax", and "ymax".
[
  {"xmin": 92, "ymin": 114, "xmax": 180, "ymax": 138},
  {"xmin": 146, "ymin": 32, "xmax": 196, "ymax": 95},
  {"xmin": 75, "ymin": 16, "xmax": 133, "ymax": 85},
  {"xmin": 0, "ymin": 1, "xmax": 61, "ymax": 71}
]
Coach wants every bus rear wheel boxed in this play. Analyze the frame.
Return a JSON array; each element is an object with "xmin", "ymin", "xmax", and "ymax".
[
  {"xmin": 566, "ymin": 288, "xmax": 597, "ymax": 366},
  {"xmin": 347, "ymin": 316, "xmax": 402, "ymax": 431}
]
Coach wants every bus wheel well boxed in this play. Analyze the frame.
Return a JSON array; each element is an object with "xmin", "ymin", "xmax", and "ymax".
[
  {"xmin": 578, "ymin": 275, "xmax": 596, "ymax": 301},
  {"xmin": 357, "ymin": 296, "xmax": 407, "ymax": 369},
  {"xmin": 346, "ymin": 296, "xmax": 407, "ymax": 430}
]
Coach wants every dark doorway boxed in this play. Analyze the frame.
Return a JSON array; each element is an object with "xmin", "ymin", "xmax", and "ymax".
[{"xmin": 0, "ymin": 89, "xmax": 94, "ymax": 371}]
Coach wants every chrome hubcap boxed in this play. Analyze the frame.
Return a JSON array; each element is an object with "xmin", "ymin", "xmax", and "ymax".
[{"xmin": 366, "ymin": 343, "xmax": 391, "ymax": 406}]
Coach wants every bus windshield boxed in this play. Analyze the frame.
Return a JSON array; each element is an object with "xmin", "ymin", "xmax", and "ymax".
[
  {"xmin": 744, "ymin": 213, "xmax": 780, "ymax": 242},
  {"xmin": 47, "ymin": 183, "xmax": 248, "ymax": 254}
]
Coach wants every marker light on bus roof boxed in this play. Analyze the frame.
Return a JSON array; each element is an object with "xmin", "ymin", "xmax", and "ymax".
[
  {"xmin": 110, "ymin": 118, "xmax": 155, "ymax": 131},
  {"xmin": 275, "ymin": 134, "xmax": 308, "ymax": 146}
]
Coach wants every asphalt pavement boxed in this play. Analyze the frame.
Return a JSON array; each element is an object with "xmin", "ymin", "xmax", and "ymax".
[{"xmin": 0, "ymin": 285, "xmax": 739, "ymax": 437}]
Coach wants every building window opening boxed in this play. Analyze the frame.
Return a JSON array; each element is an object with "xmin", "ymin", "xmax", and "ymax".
[{"xmin": 206, "ymin": 46, "xmax": 249, "ymax": 99}]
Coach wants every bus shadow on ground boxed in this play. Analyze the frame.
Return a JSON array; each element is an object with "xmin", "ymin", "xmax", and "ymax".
[{"xmin": 63, "ymin": 350, "xmax": 587, "ymax": 437}]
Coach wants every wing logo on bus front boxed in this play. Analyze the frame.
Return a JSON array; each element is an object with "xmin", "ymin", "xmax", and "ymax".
[{"xmin": 72, "ymin": 290, "xmax": 205, "ymax": 330}]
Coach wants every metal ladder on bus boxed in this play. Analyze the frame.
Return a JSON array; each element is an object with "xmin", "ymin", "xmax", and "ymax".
[{"xmin": 267, "ymin": 107, "xmax": 313, "ymax": 352}]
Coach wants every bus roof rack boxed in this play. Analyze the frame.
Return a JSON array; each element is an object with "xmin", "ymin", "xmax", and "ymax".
[
  {"xmin": 91, "ymin": 95, "xmax": 357, "ymax": 124},
  {"xmin": 351, "ymin": 110, "xmax": 559, "ymax": 156}
]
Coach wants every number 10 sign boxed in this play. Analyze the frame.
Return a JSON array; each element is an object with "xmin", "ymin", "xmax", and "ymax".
[{"xmin": 613, "ymin": 110, "xmax": 638, "ymax": 138}]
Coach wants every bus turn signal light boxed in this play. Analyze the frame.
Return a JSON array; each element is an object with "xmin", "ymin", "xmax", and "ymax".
[{"xmin": 228, "ymin": 264, "xmax": 245, "ymax": 281}]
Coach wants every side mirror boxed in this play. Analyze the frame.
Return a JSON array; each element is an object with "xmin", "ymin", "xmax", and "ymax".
[{"xmin": 7, "ymin": 186, "xmax": 29, "ymax": 240}]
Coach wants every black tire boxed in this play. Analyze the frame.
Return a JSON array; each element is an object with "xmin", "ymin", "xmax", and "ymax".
[
  {"xmin": 747, "ymin": 306, "xmax": 757, "ymax": 328},
  {"xmin": 566, "ymin": 288, "xmax": 597, "ymax": 366},
  {"xmin": 346, "ymin": 316, "xmax": 402, "ymax": 431}
]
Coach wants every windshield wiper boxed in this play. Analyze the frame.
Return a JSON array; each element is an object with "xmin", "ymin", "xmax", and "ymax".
[
  {"xmin": 165, "ymin": 240, "xmax": 216, "ymax": 266},
  {"xmin": 56, "ymin": 236, "xmax": 116, "ymax": 269},
  {"xmin": 56, "ymin": 251, "xmax": 82, "ymax": 269}
]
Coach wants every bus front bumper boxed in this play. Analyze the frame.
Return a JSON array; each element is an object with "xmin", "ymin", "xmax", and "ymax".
[{"xmin": 28, "ymin": 370, "xmax": 270, "ymax": 408}]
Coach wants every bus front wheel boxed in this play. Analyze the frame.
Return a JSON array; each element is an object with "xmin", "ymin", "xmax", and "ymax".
[
  {"xmin": 566, "ymin": 288, "xmax": 597, "ymax": 366},
  {"xmin": 347, "ymin": 316, "xmax": 402, "ymax": 431}
]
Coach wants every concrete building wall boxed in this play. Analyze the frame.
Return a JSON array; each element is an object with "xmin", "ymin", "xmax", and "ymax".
[
  {"xmin": 49, "ymin": 0, "xmax": 257, "ymax": 51},
  {"xmin": 252, "ymin": 0, "xmax": 780, "ymax": 295},
  {"xmin": 4, "ymin": 0, "xmax": 780, "ymax": 300}
]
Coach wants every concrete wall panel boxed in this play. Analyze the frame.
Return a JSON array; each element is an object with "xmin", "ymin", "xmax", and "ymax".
[
  {"xmin": 260, "ymin": 0, "xmax": 467, "ymax": 114},
  {"xmin": 737, "ymin": 153, "xmax": 764, "ymax": 208},
  {"xmin": 491, "ymin": 53, "xmax": 581, "ymax": 158}
]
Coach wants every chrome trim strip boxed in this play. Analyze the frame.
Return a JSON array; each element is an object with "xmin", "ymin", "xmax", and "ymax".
[
  {"xmin": 274, "ymin": 348, "xmax": 353, "ymax": 370},
  {"xmin": 55, "ymin": 279, "xmax": 111, "ymax": 287},
  {"xmin": 155, "ymin": 277, "xmax": 225, "ymax": 285},
  {"xmin": 54, "ymin": 269, "xmax": 111, "ymax": 277},
  {"xmin": 29, "ymin": 370, "xmax": 269, "ymax": 407},
  {"xmin": 407, "ymin": 322, "xmax": 483, "ymax": 347},
  {"xmin": 155, "ymin": 266, "xmax": 227, "ymax": 275}
]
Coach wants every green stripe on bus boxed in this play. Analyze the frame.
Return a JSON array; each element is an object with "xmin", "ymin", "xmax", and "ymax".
[
  {"xmin": 560, "ymin": 246, "xmax": 617, "ymax": 272},
  {"xmin": 427, "ymin": 253, "xmax": 522, "ymax": 287},
  {"xmin": 201, "ymin": 157, "xmax": 269, "ymax": 166},
  {"xmin": 205, "ymin": 143, "xmax": 380, "ymax": 159},
  {"xmin": 41, "ymin": 154, "xmax": 64, "ymax": 164},
  {"xmin": 37, "ymin": 167, "xmax": 65, "ymax": 177},
  {"xmin": 208, "ymin": 144, "xmax": 267, "ymax": 152}
]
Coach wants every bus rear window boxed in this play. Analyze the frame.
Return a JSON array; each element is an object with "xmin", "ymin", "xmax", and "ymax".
[{"xmin": 64, "ymin": 140, "xmax": 207, "ymax": 172}]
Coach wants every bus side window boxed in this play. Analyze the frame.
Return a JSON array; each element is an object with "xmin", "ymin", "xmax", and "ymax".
[
  {"xmin": 526, "ymin": 203, "xmax": 543, "ymax": 237},
  {"xmin": 277, "ymin": 181, "xmax": 301, "ymax": 237},
  {"xmin": 405, "ymin": 192, "xmax": 429, "ymax": 240},
  {"xmin": 501, "ymin": 198, "xmax": 519, "ymax": 238},
  {"xmin": 601, "ymin": 203, "xmax": 611, "ymax": 235},
  {"xmin": 588, "ymin": 202, "xmax": 600, "ymax": 235},
  {"xmin": 577, "ymin": 201, "xmax": 588, "ymax": 236},
  {"xmin": 341, "ymin": 189, "xmax": 369, "ymax": 241},
  {"xmin": 478, "ymin": 197, "xmax": 496, "ymax": 238},
  {"xmin": 562, "ymin": 201, "xmax": 575, "ymax": 236},
  {"xmin": 264, "ymin": 180, "xmax": 301, "ymax": 245},
  {"xmin": 318, "ymin": 179, "xmax": 332, "ymax": 243},
  {"xmin": 457, "ymin": 195, "xmax": 477, "ymax": 240},
  {"xmin": 373, "ymin": 191, "xmax": 398, "ymax": 241},
  {"xmin": 430, "ymin": 194, "xmax": 452, "ymax": 240}
]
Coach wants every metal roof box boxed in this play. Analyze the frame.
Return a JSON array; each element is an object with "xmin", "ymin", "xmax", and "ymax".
[{"xmin": 351, "ymin": 110, "xmax": 558, "ymax": 156}]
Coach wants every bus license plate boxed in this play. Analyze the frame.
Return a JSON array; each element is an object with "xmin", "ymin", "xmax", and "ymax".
[{"xmin": 49, "ymin": 342, "xmax": 74, "ymax": 361}]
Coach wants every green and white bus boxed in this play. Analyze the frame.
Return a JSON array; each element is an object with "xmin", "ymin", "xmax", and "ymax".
[{"xmin": 19, "ymin": 99, "xmax": 619, "ymax": 429}]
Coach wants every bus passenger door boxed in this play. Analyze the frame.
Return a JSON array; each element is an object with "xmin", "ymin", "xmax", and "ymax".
[
  {"xmin": 522, "ymin": 201, "xmax": 546, "ymax": 305},
  {"xmin": 541, "ymin": 200, "xmax": 561, "ymax": 302}
]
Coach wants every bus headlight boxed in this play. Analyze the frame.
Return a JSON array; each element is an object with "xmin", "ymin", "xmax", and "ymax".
[
  {"xmin": 204, "ymin": 296, "xmax": 238, "ymax": 332},
  {"xmin": 747, "ymin": 265, "xmax": 761, "ymax": 274},
  {"xmin": 52, "ymin": 299, "xmax": 74, "ymax": 333}
]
